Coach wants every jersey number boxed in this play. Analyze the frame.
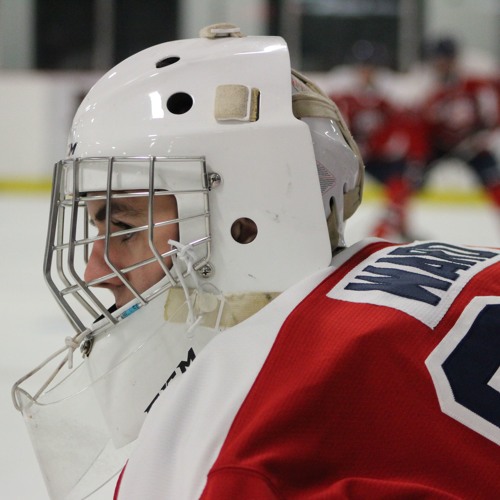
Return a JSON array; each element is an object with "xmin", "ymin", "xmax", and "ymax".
[{"xmin": 426, "ymin": 297, "xmax": 500, "ymax": 445}]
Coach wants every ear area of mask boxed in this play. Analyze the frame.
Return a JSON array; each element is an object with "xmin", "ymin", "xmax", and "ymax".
[{"xmin": 214, "ymin": 84, "xmax": 260, "ymax": 122}]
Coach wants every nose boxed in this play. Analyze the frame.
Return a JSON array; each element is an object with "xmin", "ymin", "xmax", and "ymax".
[{"xmin": 84, "ymin": 238, "xmax": 116, "ymax": 285}]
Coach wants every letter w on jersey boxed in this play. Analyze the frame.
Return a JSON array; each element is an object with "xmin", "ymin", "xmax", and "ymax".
[{"xmin": 327, "ymin": 241, "xmax": 500, "ymax": 328}]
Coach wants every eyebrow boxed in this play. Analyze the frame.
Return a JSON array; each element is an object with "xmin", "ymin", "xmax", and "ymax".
[{"xmin": 92, "ymin": 200, "xmax": 144, "ymax": 224}]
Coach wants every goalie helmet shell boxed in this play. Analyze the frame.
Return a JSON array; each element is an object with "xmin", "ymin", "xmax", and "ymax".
[{"xmin": 64, "ymin": 25, "xmax": 363, "ymax": 306}]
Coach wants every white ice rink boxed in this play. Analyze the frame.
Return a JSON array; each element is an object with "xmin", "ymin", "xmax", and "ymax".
[{"xmin": 1, "ymin": 192, "xmax": 499, "ymax": 499}]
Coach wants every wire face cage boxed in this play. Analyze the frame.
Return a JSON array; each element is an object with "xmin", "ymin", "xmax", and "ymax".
[{"xmin": 44, "ymin": 156, "xmax": 212, "ymax": 335}]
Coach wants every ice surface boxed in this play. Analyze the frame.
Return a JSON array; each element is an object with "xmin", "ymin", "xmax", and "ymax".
[{"xmin": 1, "ymin": 192, "xmax": 498, "ymax": 499}]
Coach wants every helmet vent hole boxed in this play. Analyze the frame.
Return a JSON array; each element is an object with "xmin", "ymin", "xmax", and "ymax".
[
  {"xmin": 231, "ymin": 218, "xmax": 258, "ymax": 244},
  {"xmin": 156, "ymin": 56, "xmax": 180, "ymax": 68},
  {"xmin": 166, "ymin": 92, "xmax": 193, "ymax": 114}
]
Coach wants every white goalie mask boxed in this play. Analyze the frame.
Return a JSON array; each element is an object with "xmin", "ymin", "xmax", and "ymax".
[{"xmin": 12, "ymin": 24, "xmax": 363, "ymax": 500}]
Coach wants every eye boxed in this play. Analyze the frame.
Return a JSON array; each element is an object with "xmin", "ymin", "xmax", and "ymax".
[
  {"xmin": 111, "ymin": 220, "xmax": 136, "ymax": 243},
  {"xmin": 120, "ymin": 231, "xmax": 135, "ymax": 243}
]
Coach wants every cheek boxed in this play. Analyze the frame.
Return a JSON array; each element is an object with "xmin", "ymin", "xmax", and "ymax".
[
  {"xmin": 133, "ymin": 264, "xmax": 164, "ymax": 290},
  {"xmin": 106, "ymin": 236, "xmax": 149, "ymax": 269},
  {"xmin": 154, "ymin": 224, "xmax": 179, "ymax": 251},
  {"xmin": 108, "ymin": 224, "xmax": 178, "ymax": 278}
]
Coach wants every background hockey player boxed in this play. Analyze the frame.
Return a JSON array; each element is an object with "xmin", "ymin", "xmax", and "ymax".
[
  {"xmin": 329, "ymin": 40, "xmax": 429, "ymax": 241},
  {"xmin": 12, "ymin": 24, "xmax": 500, "ymax": 500},
  {"xmin": 416, "ymin": 37, "xmax": 500, "ymax": 225}
]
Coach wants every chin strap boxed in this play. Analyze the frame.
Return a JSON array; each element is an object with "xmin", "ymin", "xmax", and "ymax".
[
  {"xmin": 167, "ymin": 240, "xmax": 281, "ymax": 334},
  {"xmin": 168, "ymin": 240, "xmax": 207, "ymax": 336}
]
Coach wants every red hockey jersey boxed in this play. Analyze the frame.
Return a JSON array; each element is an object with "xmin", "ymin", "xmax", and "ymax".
[
  {"xmin": 331, "ymin": 91, "xmax": 429, "ymax": 164},
  {"xmin": 422, "ymin": 77, "xmax": 500, "ymax": 153},
  {"xmin": 115, "ymin": 238, "xmax": 500, "ymax": 499}
]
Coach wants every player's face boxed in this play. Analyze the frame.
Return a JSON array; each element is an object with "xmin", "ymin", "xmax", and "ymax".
[
  {"xmin": 84, "ymin": 193, "xmax": 179, "ymax": 308},
  {"xmin": 433, "ymin": 56, "xmax": 456, "ymax": 81}
]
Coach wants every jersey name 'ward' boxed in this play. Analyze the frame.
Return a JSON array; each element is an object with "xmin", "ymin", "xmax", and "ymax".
[{"xmin": 328, "ymin": 241, "xmax": 500, "ymax": 328}]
